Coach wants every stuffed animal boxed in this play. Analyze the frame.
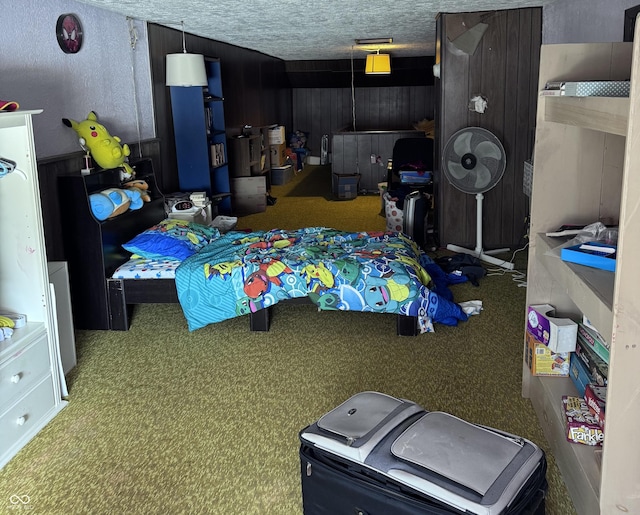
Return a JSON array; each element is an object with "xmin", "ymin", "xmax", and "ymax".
[
  {"xmin": 123, "ymin": 179, "xmax": 151, "ymax": 202},
  {"xmin": 89, "ymin": 188, "xmax": 142, "ymax": 221},
  {"xmin": 62, "ymin": 111, "xmax": 135, "ymax": 179}
]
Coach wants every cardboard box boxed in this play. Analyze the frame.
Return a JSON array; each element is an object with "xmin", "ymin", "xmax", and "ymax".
[
  {"xmin": 562, "ymin": 396, "xmax": 604, "ymax": 446},
  {"xmin": 584, "ymin": 383, "xmax": 606, "ymax": 427},
  {"xmin": 268, "ymin": 126, "xmax": 286, "ymax": 145},
  {"xmin": 575, "ymin": 335, "xmax": 608, "ymax": 386},
  {"xmin": 231, "ymin": 176, "xmax": 266, "ymax": 196},
  {"xmin": 569, "ymin": 352, "xmax": 591, "ymax": 398},
  {"xmin": 270, "ymin": 143, "xmax": 287, "ymax": 167},
  {"xmin": 332, "ymin": 173, "xmax": 360, "ymax": 200},
  {"xmin": 231, "ymin": 177, "xmax": 267, "ymax": 215},
  {"xmin": 525, "ymin": 331, "xmax": 569, "ymax": 376},
  {"xmin": 577, "ymin": 323, "xmax": 610, "ymax": 363},
  {"xmin": 233, "ymin": 194, "xmax": 266, "ymax": 215},
  {"xmin": 582, "ymin": 315, "xmax": 610, "ymax": 349},
  {"xmin": 271, "ymin": 165, "xmax": 294, "ymax": 185},
  {"xmin": 526, "ymin": 304, "xmax": 577, "ymax": 353}
]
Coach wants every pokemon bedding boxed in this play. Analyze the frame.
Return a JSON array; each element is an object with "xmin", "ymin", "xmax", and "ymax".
[{"xmin": 175, "ymin": 227, "xmax": 469, "ymax": 332}]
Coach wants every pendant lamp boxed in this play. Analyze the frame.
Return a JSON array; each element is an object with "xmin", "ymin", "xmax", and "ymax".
[
  {"xmin": 365, "ymin": 50, "xmax": 391, "ymax": 75},
  {"xmin": 166, "ymin": 21, "xmax": 207, "ymax": 86}
]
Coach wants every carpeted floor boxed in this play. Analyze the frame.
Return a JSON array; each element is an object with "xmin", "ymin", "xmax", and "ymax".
[{"xmin": 0, "ymin": 165, "xmax": 577, "ymax": 514}]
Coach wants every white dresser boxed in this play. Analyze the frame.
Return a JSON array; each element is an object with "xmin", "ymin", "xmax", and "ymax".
[{"xmin": 0, "ymin": 110, "xmax": 67, "ymax": 468}]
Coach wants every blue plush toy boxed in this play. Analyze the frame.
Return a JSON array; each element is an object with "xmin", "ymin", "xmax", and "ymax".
[{"xmin": 89, "ymin": 188, "xmax": 142, "ymax": 221}]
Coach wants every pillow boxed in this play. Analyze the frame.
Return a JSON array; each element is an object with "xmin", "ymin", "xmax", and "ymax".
[{"xmin": 123, "ymin": 219, "xmax": 220, "ymax": 261}]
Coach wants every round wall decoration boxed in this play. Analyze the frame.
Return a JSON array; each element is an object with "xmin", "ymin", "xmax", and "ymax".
[{"xmin": 56, "ymin": 13, "xmax": 83, "ymax": 54}]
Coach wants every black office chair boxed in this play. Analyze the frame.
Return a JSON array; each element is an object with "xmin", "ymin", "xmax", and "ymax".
[
  {"xmin": 386, "ymin": 137, "xmax": 437, "ymax": 249},
  {"xmin": 386, "ymin": 137, "xmax": 434, "ymax": 189}
]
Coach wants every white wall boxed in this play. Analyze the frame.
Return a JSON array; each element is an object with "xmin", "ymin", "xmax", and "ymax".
[
  {"xmin": 544, "ymin": 0, "xmax": 639, "ymax": 44},
  {"xmin": 0, "ymin": 0, "xmax": 154, "ymax": 158}
]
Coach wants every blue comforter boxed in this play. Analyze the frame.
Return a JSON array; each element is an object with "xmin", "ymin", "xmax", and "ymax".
[{"xmin": 175, "ymin": 227, "xmax": 468, "ymax": 332}]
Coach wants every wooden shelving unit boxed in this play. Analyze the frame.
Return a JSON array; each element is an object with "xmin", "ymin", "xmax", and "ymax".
[
  {"xmin": 228, "ymin": 134, "xmax": 261, "ymax": 177},
  {"xmin": 228, "ymin": 126, "xmax": 272, "ymax": 178},
  {"xmin": 524, "ymin": 36, "xmax": 640, "ymax": 515},
  {"xmin": 170, "ymin": 57, "xmax": 231, "ymax": 213}
]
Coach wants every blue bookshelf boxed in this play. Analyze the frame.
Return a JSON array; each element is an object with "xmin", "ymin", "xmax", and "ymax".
[{"xmin": 169, "ymin": 57, "xmax": 231, "ymax": 213}]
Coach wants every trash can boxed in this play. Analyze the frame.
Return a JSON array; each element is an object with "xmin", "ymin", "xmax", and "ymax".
[{"xmin": 383, "ymin": 192, "xmax": 403, "ymax": 232}]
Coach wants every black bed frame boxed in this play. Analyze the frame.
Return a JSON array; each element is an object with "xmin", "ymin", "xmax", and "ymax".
[{"xmin": 58, "ymin": 158, "xmax": 420, "ymax": 335}]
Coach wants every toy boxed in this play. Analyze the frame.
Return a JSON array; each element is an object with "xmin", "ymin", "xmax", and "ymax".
[
  {"xmin": 123, "ymin": 179, "xmax": 151, "ymax": 202},
  {"xmin": 89, "ymin": 188, "xmax": 142, "ymax": 221},
  {"xmin": 62, "ymin": 111, "xmax": 135, "ymax": 179}
]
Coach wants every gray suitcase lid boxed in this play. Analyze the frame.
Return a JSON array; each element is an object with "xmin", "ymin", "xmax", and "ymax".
[
  {"xmin": 391, "ymin": 412, "xmax": 524, "ymax": 496},
  {"xmin": 317, "ymin": 391, "xmax": 407, "ymax": 445}
]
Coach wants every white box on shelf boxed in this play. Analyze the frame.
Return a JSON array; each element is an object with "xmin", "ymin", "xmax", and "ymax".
[{"xmin": 526, "ymin": 304, "xmax": 578, "ymax": 353}]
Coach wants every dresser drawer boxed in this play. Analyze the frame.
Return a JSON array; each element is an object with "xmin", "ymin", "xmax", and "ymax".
[
  {"xmin": 0, "ymin": 376, "xmax": 57, "ymax": 457},
  {"xmin": 0, "ymin": 335, "xmax": 50, "ymax": 412}
]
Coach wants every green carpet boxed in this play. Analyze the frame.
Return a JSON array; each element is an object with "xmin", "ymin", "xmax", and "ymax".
[
  {"xmin": 0, "ymin": 166, "xmax": 576, "ymax": 514},
  {"xmin": 239, "ymin": 165, "xmax": 387, "ymax": 233}
]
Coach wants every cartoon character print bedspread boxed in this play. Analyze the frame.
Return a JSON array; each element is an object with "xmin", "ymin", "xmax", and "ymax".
[{"xmin": 175, "ymin": 227, "xmax": 469, "ymax": 332}]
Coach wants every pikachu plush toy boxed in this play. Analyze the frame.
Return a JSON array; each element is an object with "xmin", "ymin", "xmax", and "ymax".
[{"xmin": 62, "ymin": 111, "xmax": 135, "ymax": 179}]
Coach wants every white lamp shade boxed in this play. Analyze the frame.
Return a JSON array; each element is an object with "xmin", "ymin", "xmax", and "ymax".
[
  {"xmin": 365, "ymin": 53, "xmax": 391, "ymax": 75},
  {"xmin": 166, "ymin": 53, "xmax": 207, "ymax": 87}
]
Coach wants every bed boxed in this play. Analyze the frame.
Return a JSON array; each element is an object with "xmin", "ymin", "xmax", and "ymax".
[
  {"xmin": 172, "ymin": 226, "xmax": 469, "ymax": 333},
  {"xmin": 59, "ymin": 159, "xmax": 471, "ymax": 334}
]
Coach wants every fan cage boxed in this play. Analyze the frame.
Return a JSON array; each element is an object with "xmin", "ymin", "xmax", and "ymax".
[{"xmin": 442, "ymin": 127, "xmax": 506, "ymax": 195}]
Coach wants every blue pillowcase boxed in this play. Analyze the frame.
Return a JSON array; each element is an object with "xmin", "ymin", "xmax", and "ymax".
[{"xmin": 123, "ymin": 219, "xmax": 220, "ymax": 261}]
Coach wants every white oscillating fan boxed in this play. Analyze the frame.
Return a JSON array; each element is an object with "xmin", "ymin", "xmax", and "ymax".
[{"xmin": 442, "ymin": 127, "xmax": 514, "ymax": 270}]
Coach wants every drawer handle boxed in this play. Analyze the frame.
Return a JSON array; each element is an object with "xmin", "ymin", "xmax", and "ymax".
[
  {"xmin": 11, "ymin": 374, "xmax": 21, "ymax": 384},
  {"xmin": 16, "ymin": 416, "xmax": 26, "ymax": 426}
]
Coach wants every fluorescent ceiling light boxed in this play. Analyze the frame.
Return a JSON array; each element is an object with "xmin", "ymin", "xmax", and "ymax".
[{"xmin": 355, "ymin": 38, "xmax": 393, "ymax": 45}]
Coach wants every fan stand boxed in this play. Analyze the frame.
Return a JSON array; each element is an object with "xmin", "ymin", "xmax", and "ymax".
[{"xmin": 446, "ymin": 193, "xmax": 515, "ymax": 270}]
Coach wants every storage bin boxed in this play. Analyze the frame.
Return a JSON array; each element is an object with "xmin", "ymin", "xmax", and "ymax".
[
  {"xmin": 383, "ymin": 192, "xmax": 403, "ymax": 232},
  {"xmin": 332, "ymin": 173, "xmax": 360, "ymax": 200},
  {"xmin": 271, "ymin": 165, "xmax": 294, "ymax": 185}
]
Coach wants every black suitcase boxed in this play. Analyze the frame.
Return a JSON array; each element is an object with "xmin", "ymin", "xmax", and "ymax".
[
  {"xmin": 402, "ymin": 191, "xmax": 428, "ymax": 248},
  {"xmin": 300, "ymin": 392, "xmax": 547, "ymax": 515}
]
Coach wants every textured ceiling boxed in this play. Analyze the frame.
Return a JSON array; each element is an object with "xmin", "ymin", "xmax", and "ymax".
[{"xmin": 75, "ymin": 0, "xmax": 555, "ymax": 60}]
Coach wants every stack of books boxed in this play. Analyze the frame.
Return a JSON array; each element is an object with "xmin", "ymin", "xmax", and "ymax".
[{"xmin": 210, "ymin": 143, "xmax": 225, "ymax": 167}]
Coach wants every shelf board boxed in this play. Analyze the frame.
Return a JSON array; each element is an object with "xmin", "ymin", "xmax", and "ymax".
[
  {"xmin": 544, "ymin": 97, "xmax": 629, "ymax": 136},
  {"xmin": 536, "ymin": 234, "xmax": 614, "ymax": 337},
  {"xmin": 526, "ymin": 370, "xmax": 601, "ymax": 515}
]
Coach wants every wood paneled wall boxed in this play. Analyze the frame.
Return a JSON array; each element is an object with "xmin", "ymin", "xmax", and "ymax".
[
  {"xmin": 147, "ymin": 24, "xmax": 293, "ymax": 194},
  {"xmin": 435, "ymin": 8, "xmax": 541, "ymax": 250},
  {"xmin": 293, "ymin": 86, "xmax": 434, "ymax": 154}
]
